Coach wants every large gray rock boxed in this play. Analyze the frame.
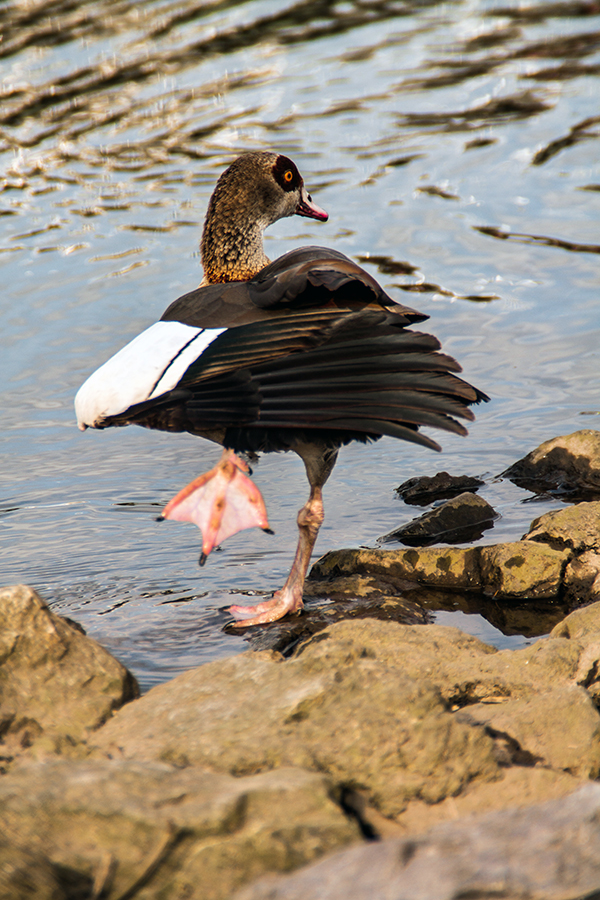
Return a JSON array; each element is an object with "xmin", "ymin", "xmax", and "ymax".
[
  {"xmin": 0, "ymin": 758, "xmax": 358, "ymax": 900},
  {"xmin": 0, "ymin": 584, "xmax": 137, "ymax": 765},
  {"xmin": 233, "ymin": 784, "xmax": 600, "ymax": 900},
  {"xmin": 92, "ymin": 626, "xmax": 499, "ymax": 819},
  {"xmin": 93, "ymin": 608, "xmax": 600, "ymax": 827}
]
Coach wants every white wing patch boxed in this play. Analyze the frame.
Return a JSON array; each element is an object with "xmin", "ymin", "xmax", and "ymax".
[{"xmin": 75, "ymin": 321, "xmax": 225, "ymax": 429}]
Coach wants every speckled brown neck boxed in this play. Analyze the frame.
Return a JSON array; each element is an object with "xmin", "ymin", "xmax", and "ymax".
[
  {"xmin": 200, "ymin": 155, "xmax": 280, "ymax": 284},
  {"xmin": 201, "ymin": 216, "xmax": 270, "ymax": 285}
]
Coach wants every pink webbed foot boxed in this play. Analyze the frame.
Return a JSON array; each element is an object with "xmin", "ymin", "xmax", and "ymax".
[
  {"xmin": 228, "ymin": 584, "xmax": 304, "ymax": 627},
  {"xmin": 160, "ymin": 449, "xmax": 272, "ymax": 565}
]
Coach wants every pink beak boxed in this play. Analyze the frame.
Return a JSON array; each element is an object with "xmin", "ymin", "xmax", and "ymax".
[{"xmin": 296, "ymin": 186, "xmax": 328, "ymax": 222}]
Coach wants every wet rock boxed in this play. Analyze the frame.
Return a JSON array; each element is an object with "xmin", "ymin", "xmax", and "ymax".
[
  {"xmin": 238, "ymin": 588, "xmax": 428, "ymax": 655},
  {"xmin": 232, "ymin": 783, "xmax": 600, "ymax": 900},
  {"xmin": 0, "ymin": 584, "xmax": 138, "ymax": 767},
  {"xmin": 381, "ymin": 492, "xmax": 497, "ymax": 546},
  {"xmin": 462, "ymin": 594, "xmax": 568, "ymax": 639},
  {"xmin": 524, "ymin": 500, "xmax": 600, "ymax": 551},
  {"xmin": 479, "ymin": 541, "xmax": 569, "ymax": 599},
  {"xmin": 310, "ymin": 497, "xmax": 600, "ymax": 610},
  {"xmin": 0, "ymin": 759, "xmax": 357, "ymax": 900},
  {"xmin": 309, "ymin": 575, "xmax": 568, "ymax": 639},
  {"xmin": 309, "ymin": 545, "xmax": 482, "ymax": 592},
  {"xmin": 395, "ymin": 471, "xmax": 485, "ymax": 505},
  {"xmin": 502, "ymin": 429, "xmax": 600, "ymax": 499}
]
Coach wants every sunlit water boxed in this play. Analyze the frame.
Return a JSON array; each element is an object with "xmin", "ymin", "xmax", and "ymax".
[{"xmin": 1, "ymin": 0, "xmax": 599, "ymax": 688}]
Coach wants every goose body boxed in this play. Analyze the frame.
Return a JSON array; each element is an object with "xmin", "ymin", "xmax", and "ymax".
[{"xmin": 76, "ymin": 151, "xmax": 487, "ymax": 625}]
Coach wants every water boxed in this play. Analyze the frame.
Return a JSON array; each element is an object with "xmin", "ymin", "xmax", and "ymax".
[{"xmin": 1, "ymin": 0, "xmax": 599, "ymax": 689}]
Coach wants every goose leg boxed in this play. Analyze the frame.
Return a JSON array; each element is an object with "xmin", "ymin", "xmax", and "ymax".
[{"xmin": 229, "ymin": 443, "xmax": 338, "ymax": 626}]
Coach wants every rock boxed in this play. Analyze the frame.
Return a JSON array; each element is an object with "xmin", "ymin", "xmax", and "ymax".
[
  {"xmin": 479, "ymin": 541, "xmax": 569, "ymax": 599},
  {"xmin": 236, "ymin": 588, "xmax": 429, "ymax": 655},
  {"xmin": 550, "ymin": 599, "xmax": 600, "ymax": 704},
  {"xmin": 456, "ymin": 682, "xmax": 600, "ymax": 776},
  {"xmin": 310, "ymin": 541, "xmax": 567, "ymax": 602},
  {"xmin": 0, "ymin": 584, "xmax": 138, "ymax": 766},
  {"xmin": 93, "ymin": 614, "xmax": 600, "ymax": 827},
  {"xmin": 0, "ymin": 758, "xmax": 358, "ymax": 900},
  {"xmin": 232, "ymin": 783, "xmax": 600, "ymax": 900},
  {"xmin": 563, "ymin": 550, "xmax": 600, "ymax": 606},
  {"xmin": 551, "ymin": 597, "xmax": 600, "ymax": 644},
  {"xmin": 309, "ymin": 545, "xmax": 482, "ymax": 592},
  {"xmin": 524, "ymin": 500, "xmax": 600, "ymax": 552},
  {"xmin": 0, "ymin": 838, "xmax": 72, "ymax": 900},
  {"xmin": 93, "ymin": 622, "xmax": 500, "ymax": 819},
  {"xmin": 395, "ymin": 471, "xmax": 485, "ymax": 505},
  {"xmin": 306, "ymin": 497, "xmax": 600, "ymax": 639},
  {"xmin": 381, "ymin": 492, "xmax": 497, "ymax": 546},
  {"xmin": 502, "ymin": 429, "xmax": 600, "ymax": 499},
  {"xmin": 393, "ymin": 766, "xmax": 581, "ymax": 837}
]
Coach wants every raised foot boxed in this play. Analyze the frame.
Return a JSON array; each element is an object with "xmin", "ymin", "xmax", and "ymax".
[
  {"xmin": 228, "ymin": 587, "xmax": 303, "ymax": 626},
  {"xmin": 161, "ymin": 449, "xmax": 271, "ymax": 564}
]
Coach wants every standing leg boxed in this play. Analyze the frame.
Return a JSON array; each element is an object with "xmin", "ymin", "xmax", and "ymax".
[{"xmin": 229, "ymin": 442, "xmax": 339, "ymax": 626}]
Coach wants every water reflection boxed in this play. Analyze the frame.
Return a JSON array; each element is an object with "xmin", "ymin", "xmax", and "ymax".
[{"xmin": 0, "ymin": 0, "xmax": 599, "ymax": 688}]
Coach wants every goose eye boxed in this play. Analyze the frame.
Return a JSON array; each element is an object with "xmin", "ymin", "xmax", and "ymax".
[{"xmin": 284, "ymin": 170, "xmax": 293, "ymax": 183}]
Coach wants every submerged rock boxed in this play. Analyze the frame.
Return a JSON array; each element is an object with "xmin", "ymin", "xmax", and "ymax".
[
  {"xmin": 502, "ymin": 429, "xmax": 600, "ymax": 499},
  {"xmin": 381, "ymin": 492, "xmax": 498, "ymax": 546},
  {"xmin": 395, "ymin": 471, "xmax": 485, "ymax": 505},
  {"xmin": 0, "ymin": 584, "xmax": 138, "ymax": 767},
  {"xmin": 237, "ymin": 589, "xmax": 429, "ymax": 655},
  {"xmin": 233, "ymin": 783, "xmax": 600, "ymax": 900}
]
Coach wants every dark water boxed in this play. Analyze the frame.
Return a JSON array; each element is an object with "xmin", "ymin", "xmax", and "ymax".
[{"xmin": 1, "ymin": 0, "xmax": 599, "ymax": 689}]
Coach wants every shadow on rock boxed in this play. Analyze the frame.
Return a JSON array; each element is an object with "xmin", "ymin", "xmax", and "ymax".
[
  {"xmin": 226, "ymin": 589, "xmax": 429, "ymax": 655},
  {"xmin": 502, "ymin": 430, "xmax": 600, "ymax": 501},
  {"xmin": 395, "ymin": 472, "xmax": 485, "ymax": 506},
  {"xmin": 380, "ymin": 491, "xmax": 498, "ymax": 547}
]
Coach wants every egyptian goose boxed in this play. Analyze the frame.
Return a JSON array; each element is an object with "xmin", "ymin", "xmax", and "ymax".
[{"xmin": 75, "ymin": 151, "xmax": 487, "ymax": 625}]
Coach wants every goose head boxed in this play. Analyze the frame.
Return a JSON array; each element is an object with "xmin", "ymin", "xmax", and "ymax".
[{"xmin": 200, "ymin": 151, "xmax": 328, "ymax": 284}]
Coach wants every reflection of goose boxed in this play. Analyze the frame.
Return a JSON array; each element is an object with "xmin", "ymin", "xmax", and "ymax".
[{"xmin": 76, "ymin": 151, "xmax": 488, "ymax": 625}]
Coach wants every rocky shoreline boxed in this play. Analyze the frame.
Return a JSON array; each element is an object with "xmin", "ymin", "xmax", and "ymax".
[{"xmin": 2, "ymin": 430, "xmax": 600, "ymax": 899}]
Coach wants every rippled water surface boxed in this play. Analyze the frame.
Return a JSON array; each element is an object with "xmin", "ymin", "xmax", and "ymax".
[{"xmin": 1, "ymin": 0, "xmax": 599, "ymax": 688}]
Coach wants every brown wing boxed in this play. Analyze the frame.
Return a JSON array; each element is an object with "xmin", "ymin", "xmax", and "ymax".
[
  {"xmin": 109, "ymin": 308, "xmax": 488, "ymax": 454},
  {"xmin": 160, "ymin": 247, "xmax": 427, "ymax": 329}
]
